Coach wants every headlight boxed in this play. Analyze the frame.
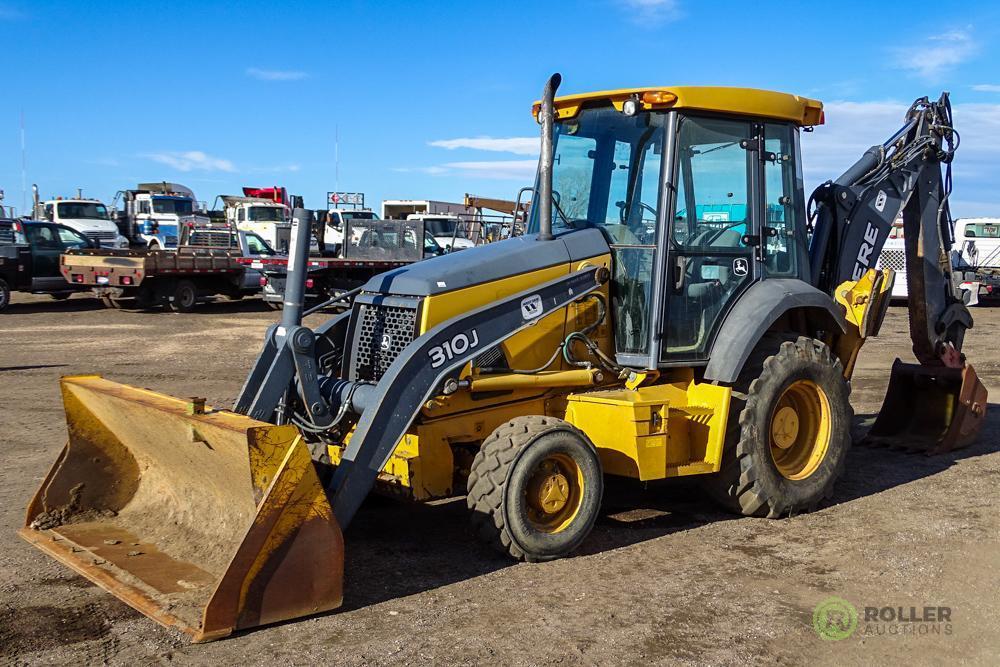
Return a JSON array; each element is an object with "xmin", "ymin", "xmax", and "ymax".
[{"xmin": 622, "ymin": 98, "xmax": 638, "ymax": 116}]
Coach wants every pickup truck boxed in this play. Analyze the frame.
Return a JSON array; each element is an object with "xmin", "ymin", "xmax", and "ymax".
[
  {"xmin": 61, "ymin": 224, "xmax": 274, "ymax": 312},
  {"xmin": 0, "ymin": 218, "xmax": 91, "ymax": 312},
  {"xmin": 253, "ymin": 218, "xmax": 443, "ymax": 309}
]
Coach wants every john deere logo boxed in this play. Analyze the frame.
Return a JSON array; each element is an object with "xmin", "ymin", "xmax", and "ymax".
[{"xmin": 813, "ymin": 597, "xmax": 858, "ymax": 641}]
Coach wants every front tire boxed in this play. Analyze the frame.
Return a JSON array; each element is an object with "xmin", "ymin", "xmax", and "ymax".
[
  {"xmin": 0, "ymin": 278, "xmax": 10, "ymax": 312},
  {"xmin": 703, "ymin": 335, "xmax": 852, "ymax": 518},
  {"xmin": 467, "ymin": 416, "xmax": 603, "ymax": 562}
]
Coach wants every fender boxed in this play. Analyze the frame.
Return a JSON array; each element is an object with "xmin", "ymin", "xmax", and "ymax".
[{"xmin": 703, "ymin": 279, "xmax": 846, "ymax": 384}]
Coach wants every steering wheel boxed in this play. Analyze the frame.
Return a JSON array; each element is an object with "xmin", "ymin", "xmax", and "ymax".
[
  {"xmin": 617, "ymin": 200, "xmax": 658, "ymax": 225},
  {"xmin": 702, "ymin": 220, "xmax": 746, "ymax": 246}
]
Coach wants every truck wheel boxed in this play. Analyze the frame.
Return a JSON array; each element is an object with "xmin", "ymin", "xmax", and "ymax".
[
  {"xmin": 169, "ymin": 280, "xmax": 198, "ymax": 313},
  {"xmin": 467, "ymin": 416, "xmax": 603, "ymax": 562},
  {"xmin": 0, "ymin": 278, "xmax": 10, "ymax": 312},
  {"xmin": 703, "ymin": 335, "xmax": 852, "ymax": 518},
  {"xmin": 50, "ymin": 292, "xmax": 72, "ymax": 301}
]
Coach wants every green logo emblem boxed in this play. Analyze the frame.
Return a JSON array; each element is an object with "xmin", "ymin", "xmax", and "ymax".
[{"xmin": 813, "ymin": 596, "xmax": 858, "ymax": 641}]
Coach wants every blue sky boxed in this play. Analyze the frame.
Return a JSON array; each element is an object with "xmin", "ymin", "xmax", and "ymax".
[{"xmin": 2, "ymin": 0, "xmax": 999, "ymax": 217}]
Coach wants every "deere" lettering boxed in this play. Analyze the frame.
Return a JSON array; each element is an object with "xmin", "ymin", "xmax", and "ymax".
[{"xmin": 852, "ymin": 222, "xmax": 880, "ymax": 280}]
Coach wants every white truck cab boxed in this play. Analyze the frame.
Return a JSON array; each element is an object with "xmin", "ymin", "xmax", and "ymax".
[
  {"xmin": 956, "ymin": 218, "xmax": 1000, "ymax": 269},
  {"xmin": 36, "ymin": 193, "xmax": 129, "ymax": 249},
  {"xmin": 324, "ymin": 209, "xmax": 377, "ymax": 249},
  {"xmin": 405, "ymin": 213, "xmax": 474, "ymax": 251},
  {"xmin": 223, "ymin": 196, "xmax": 292, "ymax": 253},
  {"xmin": 116, "ymin": 183, "xmax": 208, "ymax": 249}
]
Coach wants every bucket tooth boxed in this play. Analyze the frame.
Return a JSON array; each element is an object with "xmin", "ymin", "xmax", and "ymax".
[{"xmin": 20, "ymin": 375, "xmax": 344, "ymax": 642}]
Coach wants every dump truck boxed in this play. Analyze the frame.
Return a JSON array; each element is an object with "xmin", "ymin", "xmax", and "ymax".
[
  {"xmin": 21, "ymin": 75, "xmax": 987, "ymax": 642},
  {"xmin": 60, "ymin": 221, "xmax": 268, "ymax": 311}
]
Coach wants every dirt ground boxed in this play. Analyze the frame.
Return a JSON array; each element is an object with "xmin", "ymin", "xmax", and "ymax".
[{"xmin": 0, "ymin": 292, "xmax": 997, "ymax": 666}]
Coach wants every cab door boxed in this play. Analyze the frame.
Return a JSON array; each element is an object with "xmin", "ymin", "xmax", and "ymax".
[
  {"xmin": 660, "ymin": 115, "xmax": 760, "ymax": 363},
  {"xmin": 25, "ymin": 224, "xmax": 66, "ymax": 288}
]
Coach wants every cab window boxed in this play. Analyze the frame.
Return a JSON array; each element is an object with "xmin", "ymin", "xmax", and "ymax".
[
  {"xmin": 27, "ymin": 225, "xmax": 61, "ymax": 248},
  {"xmin": 245, "ymin": 234, "xmax": 273, "ymax": 256},
  {"xmin": 56, "ymin": 226, "xmax": 90, "ymax": 249}
]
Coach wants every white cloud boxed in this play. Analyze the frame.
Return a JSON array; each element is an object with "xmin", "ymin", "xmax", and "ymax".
[
  {"xmin": 144, "ymin": 150, "xmax": 236, "ymax": 173},
  {"xmin": 617, "ymin": 0, "xmax": 681, "ymax": 24},
  {"xmin": 429, "ymin": 136, "xmax": 539, "ymax": 155},
  {"xmin": 392, "ymin": 160, "xmax": 538, "ymax": 181},
  {"xmin": 801, "ymin": 99, "xmax": 1000, "ymax": 218},
  {"xmin": 392, "ymin": 166, "xmax": 450, "ymax": 175},
  {"xmin": 972, "ymin": 84, "xmax": 1000, "ymax": 93},
  {"xmin": 246, "ymin": 68, "xmax": 308, "ymax": 82},
  {"xmin": 444, "ymin": 160, "xmax": 538, "ymax": 181},
  {"xmin": 890, "ymin": 29, "xmax": 978, "ymax": 81}
]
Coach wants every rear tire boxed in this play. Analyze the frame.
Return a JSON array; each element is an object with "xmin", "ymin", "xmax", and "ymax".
[
  {"xmin": 0, "ymin": 278, "xmax": 10, "ymax": 312},
  {"xmin": 50, "ymin": 292, "xmax": 72, "ymax": 301},
  {"xmin": 467, "ymin": 416, "xmax": 603, "ymax": 562},
  {"xmin": 702, "ymin": 335, "xmax": 852, "ymax": 518},
  {"xmin": 169, "ymin": 280, "xmax": 198, "ymax": 313}
]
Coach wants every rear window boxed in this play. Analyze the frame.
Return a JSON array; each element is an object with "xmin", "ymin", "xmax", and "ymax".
[{"xmin": 964, "ymin": 222, "xmax": 1000, "ymax": 239}]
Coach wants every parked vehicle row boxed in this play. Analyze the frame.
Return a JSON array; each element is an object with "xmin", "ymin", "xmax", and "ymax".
[{"xmin": 1, "ymin": 187, "xmax": 513, "ymax": 312}]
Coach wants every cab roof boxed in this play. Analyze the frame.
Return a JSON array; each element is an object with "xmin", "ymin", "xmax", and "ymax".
[{"xmin": 532, "ymin": 86, "xmax": 824, "ymax": 126}]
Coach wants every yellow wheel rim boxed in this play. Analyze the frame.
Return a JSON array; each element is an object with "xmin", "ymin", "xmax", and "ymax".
[
  {"xmin": 769, "ymin": 380, "xmax": 831, "ymax": 480},
  {"xmin": 524, "ymin": 453, "xmax": 585, "ymax": 533}
]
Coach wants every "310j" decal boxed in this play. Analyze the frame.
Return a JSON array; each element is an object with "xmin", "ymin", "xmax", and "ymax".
[{"xmin": 428, "ymin": 330, "xmax": 480, "ymax": 368}]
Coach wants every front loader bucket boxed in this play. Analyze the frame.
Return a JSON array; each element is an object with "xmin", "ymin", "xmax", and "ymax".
[
  {"xmin": 19, "ymin": 375, "xmax": 344, "ymax": 642},
  {"xmin": 864, "ymin": 360, "xmax": 988, "ymax": 454}
]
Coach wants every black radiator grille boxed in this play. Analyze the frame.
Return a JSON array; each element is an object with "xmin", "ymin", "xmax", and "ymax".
[{"xmin": 352, "ymin": 298, "xmax": 420, "ymax": 382}]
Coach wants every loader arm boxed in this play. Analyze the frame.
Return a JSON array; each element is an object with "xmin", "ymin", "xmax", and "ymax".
[
  {"xmin": 808, "ymin": 93, "xmax": 970, "ymax": 362},
  {"xmin": 808, "ymin": 93, "xmax": 987, "ymax": 451}
]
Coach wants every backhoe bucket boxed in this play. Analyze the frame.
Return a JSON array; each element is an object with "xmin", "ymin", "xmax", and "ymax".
[
  {"xmin": 864, "ymin": 360, "xmax": 988, "ymax": 454},
  {"xmin": 19, "ymin": 375, "xmax": 344, "ymax": 642}
]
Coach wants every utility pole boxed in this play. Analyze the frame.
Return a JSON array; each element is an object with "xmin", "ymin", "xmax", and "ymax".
[{"xmin": 20, "ymin": 110, "xmax": 27, "ymax": 215}]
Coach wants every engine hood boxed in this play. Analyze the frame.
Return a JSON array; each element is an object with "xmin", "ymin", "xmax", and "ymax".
[{"xmin": 360, "ymin": 227, "xmax": 610, "ymax": 297}]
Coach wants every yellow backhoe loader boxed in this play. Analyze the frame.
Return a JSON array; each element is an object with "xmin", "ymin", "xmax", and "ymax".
[{"xmin": 21, "ymin": 74, "xmax": 987, "ymax": 642}]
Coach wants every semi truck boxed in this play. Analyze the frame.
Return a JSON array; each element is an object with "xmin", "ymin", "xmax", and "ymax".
[
  {"xmin": 32, "ymin": 185, "xmax": 130, "ymax": 249},
  {"xmin": 111, "ymin": 183, "xmax": 209, "ymax": 249}
]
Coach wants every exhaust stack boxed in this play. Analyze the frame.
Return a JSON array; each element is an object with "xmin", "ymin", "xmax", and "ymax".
[{"xmin": 537, "ymin": 73, "xmax": 561, "ymax": 242}]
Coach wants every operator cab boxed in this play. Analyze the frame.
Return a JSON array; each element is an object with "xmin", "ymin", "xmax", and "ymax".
[{"xmin": 527, "ymin": 87, "xmax": 819, "ymax": 369}]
